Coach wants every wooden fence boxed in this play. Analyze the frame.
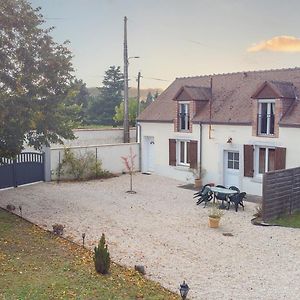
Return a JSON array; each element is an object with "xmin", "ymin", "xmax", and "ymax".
[{"xmin": 262, "ymin": 167, "xmax": 300, "ymax": 221}]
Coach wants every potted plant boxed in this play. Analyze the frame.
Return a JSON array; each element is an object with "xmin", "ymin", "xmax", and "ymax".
[
  {"xmin": 190, "ymin": 165, "xmax": 206, "ymax": 189},
  {"xmin": 208, "ymin": 204, "xmax": 224, "ymax": 228}
]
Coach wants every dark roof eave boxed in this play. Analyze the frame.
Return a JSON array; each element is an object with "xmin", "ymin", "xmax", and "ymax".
[
  {"xmin": 137, "ymin": 119, "xmax": 173, "ymax": 123},
  {"xmin": 192, "ymin": 120, "xmax": 252, "ymax": 126},
  {"xmin": 279, "ymin": 123, "xmax": 300, "ymax": 128}
]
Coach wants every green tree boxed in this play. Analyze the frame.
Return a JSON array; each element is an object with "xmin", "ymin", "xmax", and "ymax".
[
  {"xmin": 67, "ymin": 79, "xmax": 90, "ymax": 122},
  {"xmin": 113, "ymin": 98, "xmax": 138, "ymax": 127},
  {"xmin": 154, "ymin": 90, "xmax": 159, "ymax": 100},
  {"xmin": 145, "ymin": 92, "xmax": 153, "ymax": 107},
  {"xmin": 0, "ymin": 0, "xmax": 80, "ymax": 158},
  {"xmin": 86, "ymin": 66, "xmax": 124, "ymax": 125}
]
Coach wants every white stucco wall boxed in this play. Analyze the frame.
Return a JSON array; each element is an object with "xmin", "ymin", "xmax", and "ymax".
[
  {"xmin": 140, "ymin": 122, "xmax": 300, "ymax": 196},
  {"xmin": 140, "ymin": 122, "xmax": 200, "ymax": 183},
  {"xmin": 51, "ymin": 143, "xmax": 139, "ymax": 180}
]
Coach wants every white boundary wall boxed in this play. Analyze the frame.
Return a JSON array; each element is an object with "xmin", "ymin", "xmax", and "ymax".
[
  {"xmin": 51, "ymin": 143, "xmax": 139, "ymax": 180},
  {"xmin": 51, "ymin": 128, "xmax": 136, "ymax": 148}
]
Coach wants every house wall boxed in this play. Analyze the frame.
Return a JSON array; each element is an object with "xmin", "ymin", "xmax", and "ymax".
[
  {"xmin": 140, "ymin": 122, "xmax": 200, "ymax": 182},
  {"xmin": 140, "ymin": 122, "xmax": 300, "ymax": 196}
]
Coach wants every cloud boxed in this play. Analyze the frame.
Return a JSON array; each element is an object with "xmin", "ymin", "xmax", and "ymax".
[{"xmin": 247, "ymin": 36, "xmax": 300, "ymax": 53}]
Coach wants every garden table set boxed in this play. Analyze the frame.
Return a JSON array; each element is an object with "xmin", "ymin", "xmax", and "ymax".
[{"xmin": 194, "ymin": 184, "xmax": 246, "ymax": 212}]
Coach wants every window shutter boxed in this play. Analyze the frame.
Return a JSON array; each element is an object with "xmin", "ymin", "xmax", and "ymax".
[
  {"xmin": 169, "ymin": 139, "xmax": 176, "ymax": 166},
  {"xmin": 244, "ymin": 144, "xmax": 254, "ymax": 177},
  {"xmin": 189, "ymin": 140, "xmax": 198, "ymax": 169},
  {"xmin": 275, "ymin": 147, "xmax": 286, "ymax": 170}
]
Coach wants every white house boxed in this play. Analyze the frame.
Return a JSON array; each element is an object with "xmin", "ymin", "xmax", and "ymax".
[{"xmin": 137, "ymin": 68, "xmax": 300, "ymax": 196}]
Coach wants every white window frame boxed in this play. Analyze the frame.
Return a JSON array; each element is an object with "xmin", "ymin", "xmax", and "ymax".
[
  {"xmin": 177, "ymin": 140, "xmax": 190, "ymax": 166},
  {"xmin": 258, "ymin": 99, "xmax": 275, "ymax": 136},
  {"xmin": 254, "ymin": 146, "xmax": 275, "ymax": 177},
  {"xmin": 179, "ymin": 102, "xmax": 190, "ymax": 131},
  {"xmin": 227, "ymin": 151, "xmax": 239, "ymax": 170}
]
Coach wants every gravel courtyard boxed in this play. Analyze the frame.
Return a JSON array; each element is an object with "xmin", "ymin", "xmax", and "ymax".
[{"xmin": 0, "ymin": 174, "xmax": 299, "ymax": 299}]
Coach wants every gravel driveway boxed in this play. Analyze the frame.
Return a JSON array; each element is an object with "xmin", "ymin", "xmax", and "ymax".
[{"xmin": 1, "ymin": 174, "xmax": 299, "ymax": 299}]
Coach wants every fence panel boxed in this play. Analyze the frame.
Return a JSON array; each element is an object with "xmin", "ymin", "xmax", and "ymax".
[{"xmin": 262, "ymin": 167, "xmax": 300, "ymax": 221}]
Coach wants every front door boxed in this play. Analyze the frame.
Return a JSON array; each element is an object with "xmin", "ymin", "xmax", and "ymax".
[
  {"xmin": 145, "ymin": 136, "xmax": 155, "ymax": 173},
  {"xmin": 224, "ymin": 151, "xmax": 240, "ymax": 188}
]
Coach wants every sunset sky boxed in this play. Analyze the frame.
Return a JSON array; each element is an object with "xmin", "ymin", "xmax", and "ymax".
[{"xmin": 31, "ymin": 0, "xmax": 300, "ymax": 89}]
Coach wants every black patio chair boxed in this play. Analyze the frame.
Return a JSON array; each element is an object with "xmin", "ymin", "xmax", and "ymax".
[
  {"xmin": 228, "ymin": 192, "xmax": 246, "ymax": 212},
  {"xmin": 229, "ymin": 186, "xmax": 240, "ymax": 193},
  {"xmin": 228, "ymin": 186, "xmax": 240, "ymax": 203},
  {"xmin": 214, "ymin": 184, "xmax": 227, "ymax": 202},
  {"xmin": 193, "ymin": 183, "xmax": 212, "ymax": 198},
  {"xmin": 194, "ymin": 185, "xmax": 213, "ymax": 207}
]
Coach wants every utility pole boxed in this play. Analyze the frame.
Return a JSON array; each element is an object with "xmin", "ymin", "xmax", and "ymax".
[
  {"xmin": 136, "ymin": 71, "xmax": 141, "ymax": 142},
  {"xmin": 123, "ymin": 16, "xmax": 129, "ymax": 143},
  {"xmin": 137, "ymin": 71, "xmax": 141, "ymax": 116}
]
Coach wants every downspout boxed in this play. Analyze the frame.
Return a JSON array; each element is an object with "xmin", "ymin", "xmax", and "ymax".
[
  {"xmin": 137, "ymin": 122, "xmax": 142, "ymax": 171},
  {"xmin": 199, "ymin": 122, "xmax": 202, "ymax": 178},
  {"xmin": 209, "ymin": 77, "xmax": 213, "ymax": 139}
]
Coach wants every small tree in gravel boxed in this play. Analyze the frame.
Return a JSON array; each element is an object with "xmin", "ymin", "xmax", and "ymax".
[
  {"xmin": 94, "ymin": 233, "xmax": 110, "ymax": 274},
  {"xmin": 121, "ymin": 147, "xmax": 137, "ymax": 194}
]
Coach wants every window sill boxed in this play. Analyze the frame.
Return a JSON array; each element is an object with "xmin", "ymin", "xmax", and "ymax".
[
  {"xmin": 174, "ymin": 165, "xmax": 190, "ymax": 171},
  {"xmin": 257, "ymin": 134, "xmax": 276, "ymax": 138},
  {"xmin": 178, "ymin": 130, "xmax": 191, "ymax": 133}
]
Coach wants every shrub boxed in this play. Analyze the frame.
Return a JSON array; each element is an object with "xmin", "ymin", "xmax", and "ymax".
[
  {"xmin": 58, "ymin": 148, "xmax": 112, "ymax": 181},
  {"xmin": 94, "ymin": 233, "xmax": 110, "ymax": 274},
  {"xmin": 253, "ymin": 205, "xmax": 263, "ymax": 218},
  {"xmin": 208, "ymin": 204, "xmax": 224, "ymax": 219},
  {"xmin": 52, "ymin": 224, "xmax": 64, "ymax": 235}
]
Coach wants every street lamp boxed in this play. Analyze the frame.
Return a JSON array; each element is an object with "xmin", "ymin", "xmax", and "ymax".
[{"xmin": 179, "ymin": 281, "xmax": 190, "ymax": 300}]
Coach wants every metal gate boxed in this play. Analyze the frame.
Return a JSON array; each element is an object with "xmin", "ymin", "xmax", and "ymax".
[{"xmin": 0, "ymin": 152, "xmax": 45, "ymax": 189}]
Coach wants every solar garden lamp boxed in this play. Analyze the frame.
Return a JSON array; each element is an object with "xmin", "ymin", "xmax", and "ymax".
[
  {"xmin": 82, "ymin": 233, "xmax": 85, "ymax": 247},
  {"xmin": 179, "ymin": 281, "xmax": 189, "ymax": 299}
]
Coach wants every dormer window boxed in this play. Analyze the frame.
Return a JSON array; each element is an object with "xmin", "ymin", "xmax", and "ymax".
[
  {"xmin": 258, "ymin": 100, "xmax": 275, "ymax": 135},
  {"xmin": 179, "ymin": 103, "xmax": 190, "ymax": 131},
  {"xmin": 173, "ymin": 85, "xmax": 211, "ymax": 133}
]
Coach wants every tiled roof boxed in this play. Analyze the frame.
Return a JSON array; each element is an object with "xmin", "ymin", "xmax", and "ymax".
[
  {"xmin": 173, "ymin": 86, "xmax": 211, "ymax": 101},
  {"xmin": 138, "ymin": 68, "xmax": 300, "ymax": 126},
  {"xmin": 268, "ymin": 81, "xmax": 296, "ymax": 99}
]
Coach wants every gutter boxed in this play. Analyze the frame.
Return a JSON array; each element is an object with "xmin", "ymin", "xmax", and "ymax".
[{"xmin": 137, "ymin": 123, "xmax": 142, "ymax": 171}]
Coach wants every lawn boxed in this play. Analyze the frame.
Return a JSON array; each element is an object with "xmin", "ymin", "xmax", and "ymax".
[
  {"xmin": 272, "ymin": 211, "xmax": 300, "ymax": 228},
  {"xmin": 0, "ymin": 209, "xmax": 179, "ymax": 300}
]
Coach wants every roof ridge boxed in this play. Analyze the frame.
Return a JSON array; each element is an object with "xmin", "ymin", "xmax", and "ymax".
[{"xmin": 176, "ymin": 67, "xmax": 300, "ymax": 80}]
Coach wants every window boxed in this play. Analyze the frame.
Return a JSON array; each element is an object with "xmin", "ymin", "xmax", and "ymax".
[
  {"xmin": 244, "ymin": 144, "xmax": 286, "ymax": 178},
  {"xmin": 258, "ymin": 101, "xmax": 275, "ymax": 135},
  {"xmin": 169, "ymin": 139, "xmax": 197, "ymax": 167},
  {"xmin": 227, "ymin": 152, "xmax": 239, "ymax": 170},
  {"xmin": 178, "ymin": 140, "xmax": 190, "ymax": 165},
  {"xmin": 257, "ymin": 147, "xmax": 275, "ymax": 174},
  {"xmin": 179, "ymin": 103, "xmax": 190, "ymax": 131}
]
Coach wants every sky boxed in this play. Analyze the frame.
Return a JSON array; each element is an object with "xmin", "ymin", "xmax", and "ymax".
[{"xmin": 31, "ymin": 0, "xmax": 300, "ymax": 89}]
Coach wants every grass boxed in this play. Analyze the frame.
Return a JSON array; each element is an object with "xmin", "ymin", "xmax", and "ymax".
[
  {"xmin": 271, "ymin": 211, "xmax": 300, "ymax": 228},
  {"xmin": 0, "ymin": 209, "xmax": 180, "ymax": 300}
]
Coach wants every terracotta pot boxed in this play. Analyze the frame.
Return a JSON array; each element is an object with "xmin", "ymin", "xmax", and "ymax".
[
  {"xmin": 194, "ymin": 178, "xmax": 202, "ymax": 189},
  {"xmin": 208, "ymin": 216, "xmax": 220, "ymax": 228}
]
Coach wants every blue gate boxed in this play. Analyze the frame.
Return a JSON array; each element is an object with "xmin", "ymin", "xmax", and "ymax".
[{"xmin": 0, "ymin": 152, "xmax": 45, "ymax": 189}]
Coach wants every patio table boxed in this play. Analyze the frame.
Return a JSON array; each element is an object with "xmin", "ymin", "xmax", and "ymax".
[{"xmin": 209, "ymin": 186, "xmax": 238, "ymax": 209}]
